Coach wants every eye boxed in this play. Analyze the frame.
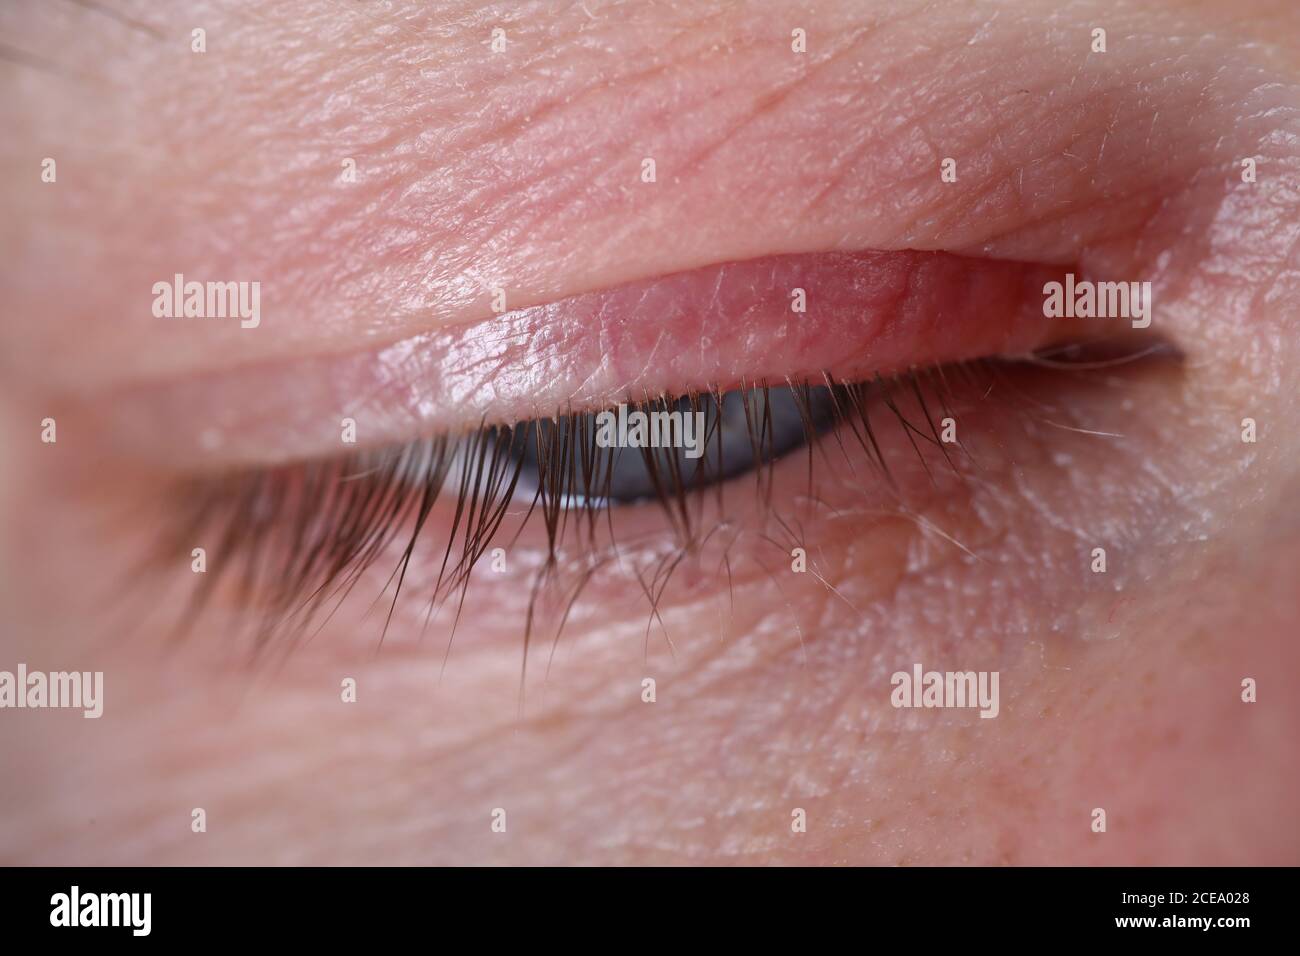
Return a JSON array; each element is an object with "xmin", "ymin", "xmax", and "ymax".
[{"xmin": 507, "ymin": 384, "xmax": 841, "ymax": 505}]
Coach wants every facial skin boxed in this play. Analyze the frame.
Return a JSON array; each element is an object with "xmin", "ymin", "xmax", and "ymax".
[{"xmin": 1, "ymin": 0, "xmax": 1298, "ymax": 865}]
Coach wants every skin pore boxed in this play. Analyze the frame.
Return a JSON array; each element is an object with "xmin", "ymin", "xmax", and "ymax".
[{"xmin": 1, "ymin": 0, "xmax": 1298, "ymax": 864}]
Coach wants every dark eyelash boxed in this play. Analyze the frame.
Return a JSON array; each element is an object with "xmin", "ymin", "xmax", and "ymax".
[{"xmin": 150, "ymin": 367, "xmax": 977, "ymax": 661}]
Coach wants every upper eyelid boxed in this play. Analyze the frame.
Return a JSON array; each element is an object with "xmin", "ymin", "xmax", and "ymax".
[
  {"xmin": 65, "ymin": 250, "xmax": 1075, "ymax": 472},
  {"xmin": 10, "ymin": 1, "xmax": 1274, "ymax": 400}
]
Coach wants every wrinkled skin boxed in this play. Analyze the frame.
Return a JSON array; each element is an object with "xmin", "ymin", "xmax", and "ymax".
[{"xmin": 1, "ymin": 0, "xmax": 1298, "ymax": 864}]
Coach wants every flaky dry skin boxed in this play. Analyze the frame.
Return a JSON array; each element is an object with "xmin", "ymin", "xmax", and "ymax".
[{"xmin": 1, "ymin": 0, "xmax": 1298, "ymax": 865}]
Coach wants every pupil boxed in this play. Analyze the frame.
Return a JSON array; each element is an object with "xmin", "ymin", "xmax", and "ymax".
[{"xmin": 505, "ymin": 385, "xmax": 837, "ymax": 505}]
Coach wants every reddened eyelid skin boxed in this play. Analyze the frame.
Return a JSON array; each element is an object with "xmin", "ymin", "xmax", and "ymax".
[
  {"xmin": 6, "ymin": 0, "xmax": 1290, "ymax": 394},
  {"xmin": 70, "ymin": 250, "xmax": 1080, "ymax": 469}
]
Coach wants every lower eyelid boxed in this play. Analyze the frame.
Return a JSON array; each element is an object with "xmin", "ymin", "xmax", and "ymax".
[
  {"xmin": 139, "ymin": 322, "xmax": 1199, "ymax": 675},
  {"xmin": 148, "ymin": 345, "xmax": 1175, "ymax": 656}
]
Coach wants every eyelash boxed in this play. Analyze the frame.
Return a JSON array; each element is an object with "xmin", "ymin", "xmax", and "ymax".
[
  {"xmin": 152, "ymin": 365, "xmax": 983, "ymax": 654},
  {"xmin": 151, "ymin": 332, "xmax": 1175, "ymax": 662}
]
